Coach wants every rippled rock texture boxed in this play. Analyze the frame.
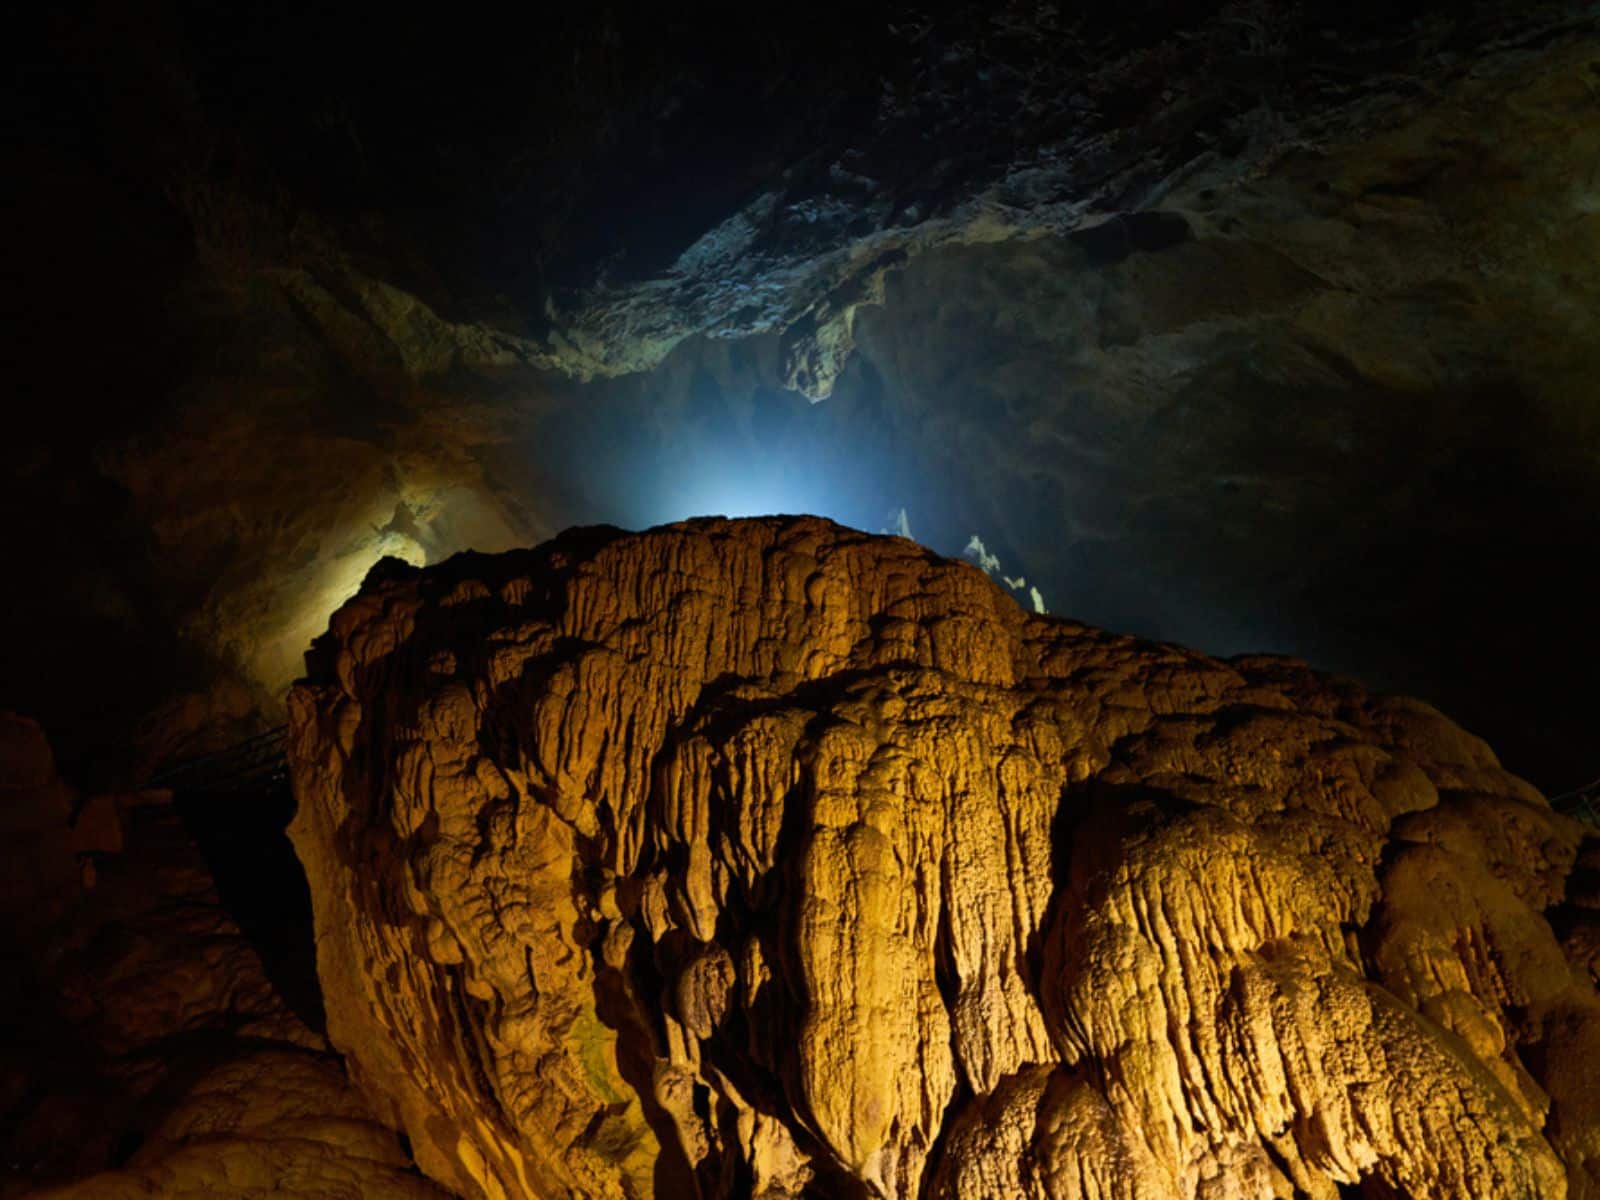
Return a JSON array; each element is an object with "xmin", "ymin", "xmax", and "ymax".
[{"xmin": 288, "ymin": 518, "xmax": 1599, "ymax": 1199}]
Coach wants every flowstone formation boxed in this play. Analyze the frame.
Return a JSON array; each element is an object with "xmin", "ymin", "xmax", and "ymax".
[{"xmin": 288, "ymin": 517, "xmax": 1600, "ymax": 1199}]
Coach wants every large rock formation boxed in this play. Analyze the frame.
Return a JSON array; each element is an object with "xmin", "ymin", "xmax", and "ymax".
[{"xmin": 288, "ymin": 517, "xmax": 1600, "ymax": 1199}]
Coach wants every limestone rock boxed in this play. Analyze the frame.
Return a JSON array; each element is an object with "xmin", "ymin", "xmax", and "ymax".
[
  {"xmin": 29, "ymin": 1047, "xmax": 454, "ymax": 1200},
  {"xmin": 1, "ymin": 718, "xmax": 442, "ymax": 1197},
  {"xmin": 68, "ymin": 793, "xmax": 126, "ymax": 858},
  {"xmin": 288, "ymin": 517, "xmax": 1598, "ymax": 1199}
]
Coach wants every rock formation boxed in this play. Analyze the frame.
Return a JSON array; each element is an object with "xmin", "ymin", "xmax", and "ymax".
[
  {"xmin": 287, "ymin": 517, "xmax": 1600, "ymax": 1199},
  {"xmin": 0, "ymin": 715, "xmax": 449, "ymax": 1198}
]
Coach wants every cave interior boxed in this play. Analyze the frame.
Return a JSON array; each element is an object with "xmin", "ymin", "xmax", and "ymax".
[{"xmin": 4, "ymin": 3, "xmax": 1600, "ymax": 1198}]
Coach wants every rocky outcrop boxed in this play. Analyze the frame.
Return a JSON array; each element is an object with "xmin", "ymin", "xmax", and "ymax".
[
  {"xmin": 0, "ymin": 716, "xmax": 447, "ymax": 1198},
  {"xmin": 551, "ymin": 4, "xmax": 1600, "ymax": 399},
  {"xmin": 288, "ymin": 517, "xmax": 1600, "ymax": 1199}
]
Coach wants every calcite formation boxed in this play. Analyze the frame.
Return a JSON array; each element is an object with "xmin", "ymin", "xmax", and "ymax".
[
  {"xmin": 288, "ymin": 517, "xmax": 1599, "ymax": 1199},
  {"xmin": 31, "ymin": 1047, "xmax": 454, "ymax": 1200}
]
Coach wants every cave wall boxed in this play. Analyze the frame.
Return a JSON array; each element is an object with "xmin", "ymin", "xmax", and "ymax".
[
  {"xmin": 6, "ymin": 2, "xmax": 1599, "ymax": 796},
  {"xmin": 841, "ymin": 32, "xmax": 1600, "ymax": 790},
  {"xmin": 7, "ymin": 6, "xmax": 1600, "ymax": 1196}
]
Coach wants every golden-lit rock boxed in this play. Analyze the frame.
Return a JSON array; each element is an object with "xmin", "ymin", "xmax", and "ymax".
[
  {"xmin": 288, "ymin": 517, "xmax": 1599, "ymax": 1199},
  {"xmin": 30, "ymin": 1047, "xmax": 454, "ymax": 1200}
]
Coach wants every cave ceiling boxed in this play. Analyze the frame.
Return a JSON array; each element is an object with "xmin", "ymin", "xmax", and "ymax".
[{"xmin": 6, "ymin": 0, "xmax": 1600, "ymax": 793}]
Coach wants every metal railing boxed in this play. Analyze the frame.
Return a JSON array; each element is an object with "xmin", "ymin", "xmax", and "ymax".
[
  {"xmin": 148, "ymin": 726, "xmax": 289, "ymax": 796},
  {"xmin": 1551, "ymin": 778, "xmax": 1600, "ymax": 830},
  {"xmin": 143, "ymin": 722, "xmax": 1600, "ymax": 833}
]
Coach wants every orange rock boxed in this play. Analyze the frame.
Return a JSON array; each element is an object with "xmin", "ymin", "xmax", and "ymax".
[{"xmin": 289, "ymin": 517, "xmax": 1599, "ymax": 1199}]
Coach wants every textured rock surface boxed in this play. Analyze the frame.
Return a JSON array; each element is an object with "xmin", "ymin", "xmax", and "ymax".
[
  {"xmin": 289, "ymin": 518, "xmax": 1600, "ymax": 1199},
  {"xmin": 29, "ymin": 1047, "xmax": 453, "ymax": 1200},
  {"xmin": 0, "ymin": 716, "xmax": 448, "ymax": 1198}
]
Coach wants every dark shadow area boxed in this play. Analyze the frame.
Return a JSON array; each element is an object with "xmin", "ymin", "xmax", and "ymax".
[
  {"xmin": 166, "ymin": 745, "xmax": 326, "ymax": 1034},
  {"xmin": 588, "ymin": 919, "xmax": 700, "ymax": 1196}
]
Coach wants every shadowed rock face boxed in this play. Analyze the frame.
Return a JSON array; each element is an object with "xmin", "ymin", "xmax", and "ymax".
[
  {"xmin": 288, "ymin": 518, "xmax": 1599, "ymax": 1199},
  {"xmin": 0, "ymin": 716, "xmax": 451, "ymax": 1199}
]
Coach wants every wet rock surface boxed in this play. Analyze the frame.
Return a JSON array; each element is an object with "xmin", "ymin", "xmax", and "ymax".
[{"xmin": 289, "ymin": 518, "xmax": 1599, "ymax": 1199}]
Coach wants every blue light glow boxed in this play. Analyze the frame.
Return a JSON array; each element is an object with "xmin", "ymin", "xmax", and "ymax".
[
  {"xmin": 624, "ymin": 437, "xmax": 888, "ymax": 530},
  {"xmin": 518, "ymin": 370, "xmax": 1041, "ymax": 613},
  {"xmin": 544, "ymin": 382, "xmax": 906, "ymax": 537}
]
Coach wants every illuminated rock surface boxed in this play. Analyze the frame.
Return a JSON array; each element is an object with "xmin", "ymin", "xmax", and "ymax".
[
  {"xmin": 289, "ymin": 517, "xmax": 1600, "ymax": 1199},
  {"xmin": 30, "ymin": 1049, "xmax": 452, "ymax": 1200}
]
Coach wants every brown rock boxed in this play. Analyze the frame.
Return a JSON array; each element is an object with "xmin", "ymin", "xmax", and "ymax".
[
  {"xmin": 0, "ymin": 712, "xmax": 77, "ymax": 936},
  {"xmin": 288, "ymin": 517, "xmax": 1599, "ymax": 1199},
  {"xmin": 29, "ymin": 1047, "xmax": 454, "ymax": 1200},
  {"xmin": 1, "ymin": 722, "xmax": 441, "ymax": 1196},
  {"xmin": 68, "ymin": 794, "xmax": 125, "ymax": 858}
]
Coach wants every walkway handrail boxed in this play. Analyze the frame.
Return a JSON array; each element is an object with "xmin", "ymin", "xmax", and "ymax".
[
  {"xmin": 148, "ymin": 726, "xmax": 289, "ymax": 795},
  {"xmin": 1551, "ymin": 777, "xmax": 1600, "ymax": 829}
]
